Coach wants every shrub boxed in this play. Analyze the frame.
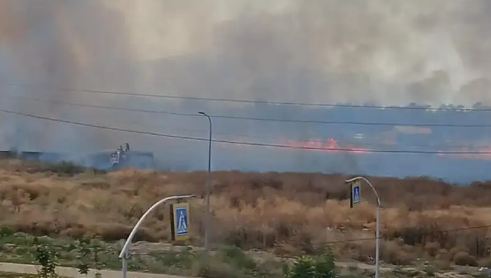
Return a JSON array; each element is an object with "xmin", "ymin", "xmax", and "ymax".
[
  {"xmin": 314, "ymin": 252, "xmax": 336, "ymax": 278},
  {"xmin": 35, "ymin": 244, "xmax": 58, "ymax": 278},
  {"xmin": 0, "ymin": 226, "xmax": 14, "ymax": 237},
  {"xmin": 191, "ymin": 247, "xmax": 283, "ymax": 278},
  {"xmin": 453, "ymin": 251, "xmax": 478, "ymax": 266},
  {"xmin": 153, "ymin": 249, "xmax": 195, "ymax": 270},
  {"xmin": 382, "ymin": 241, "xmax": 416, "ymax": 265},
  {"xmin": 424, "ymin": 242, "xmax": 440, "ymax": 257},
  {"xmin": 478, "ymin": 257, "xmax": 491, "ymax": 268},
  {"xmin": 95, "ymin": 224, "xmax": 156, "ymax": 242},
  {"xmin": 76, "ymin": 238, "xmax": 91, "ymax": 275},
  {"xmin": 219, "ymin": 246, "xmax": 256, "ymax": 271},
  {"xmin": 288, "ymin": 256, "xmax": 316, "ymax": 278},
  {"xmin": 41, "ymin": 161, "xmax": 85, "ymax": 176},
  {"xmin": 423, "ymin": 264, "xmax": 436, "ymax": 276},
  {"xmin": 194, "ymin": 255, "xmax": 247, "ymax": 278},
  {"xmin": 348, "ymin": 242, "xmax": 375, "ymax": 264},
  {"xmin": 286, "ymin": 251, "xmax": 336, "ymax": 278},
  {"xmin": 433, "ymin": 259, "xmax": 451, "ymax": 270}
]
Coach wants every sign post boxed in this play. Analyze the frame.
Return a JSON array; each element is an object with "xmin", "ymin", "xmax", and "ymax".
[{"xmin": 346, "ymin": 177, "xmax": 382, "ymax": 278}]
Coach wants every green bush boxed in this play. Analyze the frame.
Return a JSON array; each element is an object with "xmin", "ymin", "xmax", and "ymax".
[
  {"xmin": 423, "ymin": 264, "xmax": 436, "ymax": 277},
  {"xmin": 314, "ymin": 252, "xmax": 336, "ymax": 278},
  {"xmin": 76, "ymin": 238, "xmax": 91, "ymax": 275},
  {"xmin": 194, "ymin": 255, "xmax": 248, "ymax": 278},
  {"xmin": 0, "ymin": 227, "xmax": 14, "ymax": 237},
  {"xmin": 153, "ymin": 249, "xmax": 195, "ymax": 270},
  {"xmin": 192, "ymin": 246, "xmax": 285, "ymax": 278},
  {"xmin": 35, "ymin": 244, "xmax": 58, "ymax": 278},
  {"xmin": 286, "ymin": 251, "xmax": 336, "ymax": 278},
  {"xmin": 288, "ymin": 256, "xmax": 316, "ymax": 278},
  {"xmin": 219, "ymin": 246, "xmax": 256, "ymax": 271}
]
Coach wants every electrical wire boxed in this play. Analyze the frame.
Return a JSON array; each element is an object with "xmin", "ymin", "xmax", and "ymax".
[
  {"xmin": 5, "ymin": 95, "xmax": 491, "ymax": 128},
  {"xmin": 2, "ymin": 107, "xmax": 491, "ymax": 155},
  {"xmin": 4, "ymin": 82, "xmax": 491, "ymax": 112}
]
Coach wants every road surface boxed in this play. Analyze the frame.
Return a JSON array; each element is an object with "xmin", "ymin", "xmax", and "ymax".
[{"xmin": 0, "ymin": 262, "xmax": 189, "ymax": 278}]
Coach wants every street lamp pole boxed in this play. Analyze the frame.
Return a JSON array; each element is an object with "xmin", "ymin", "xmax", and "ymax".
[
  {"xmin": 345, "ymin": 176, "xmax": 382, "ymax": 278},
  {"xmin": 198, "ymin": 112, "xmax": 212, "ymax": 251}
]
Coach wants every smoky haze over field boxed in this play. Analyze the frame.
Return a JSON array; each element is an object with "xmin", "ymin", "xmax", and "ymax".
[{"xmin": 1, "ymin": 0, "xmax": 491, "ymax": 182}]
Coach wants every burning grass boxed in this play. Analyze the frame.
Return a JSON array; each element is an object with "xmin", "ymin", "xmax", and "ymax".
[{"xmin": 1, "ymin": 158, "xmax": 491, "ymax": 267}]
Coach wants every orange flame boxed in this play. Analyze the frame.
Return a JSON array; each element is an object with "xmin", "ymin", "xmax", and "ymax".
[
  {"xmin": 283, "ymin": 138, "xmax": 369, "ymax": 154},
  {"xmin": 438, "ymin": 146, "xmax": 491, "ymax": 160}
]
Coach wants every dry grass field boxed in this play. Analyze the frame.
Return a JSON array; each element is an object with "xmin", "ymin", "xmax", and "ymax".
[{"xmin": 1, "ymin": 158, "xmax": 491, "ymax": 269}]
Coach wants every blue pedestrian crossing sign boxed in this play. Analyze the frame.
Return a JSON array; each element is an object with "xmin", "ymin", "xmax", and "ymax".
[
  {"xmin": 176, "ymin": 208, "xmax": 188, "ymax": 235},
  {"xmin": 171, "ymin": 202, "xmax": 190, "ymax": 241},
  {"xmin": 350, "ymin": 181, "xmax": 361, "ymax": 208}
]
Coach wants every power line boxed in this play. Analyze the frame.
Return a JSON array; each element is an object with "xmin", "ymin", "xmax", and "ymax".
[
  {"xmin": 6, "ymin": 95, "xmax": 491, "ymax": 128},
  {"xmin": 6, "ymin": 95, "xmax": 199, "ymax": 118},
  {"xmin": 2, "ymin": 107, "xmax": 491, "ymax": 155},
  {"xmin": 4, "ymin": 82, "xmax": 491, "ymax": 112},
  {"xmin": 213, "ymin": 114, "xmax": 491, "ymax": 128},
  {"xmin": 0, "ymin": 108, "xmax": 207, "ymax": 141}
]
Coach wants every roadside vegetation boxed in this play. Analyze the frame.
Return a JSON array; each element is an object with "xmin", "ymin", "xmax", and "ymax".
[
  {"xmin": 0, "ymin": 230, "xmax": 286, "ymax": 277},
  {"xmin": 0, "ymin": 273, "xmax": 38, "ymax": 278},
  {"xmin": 0, "ymin": 229, "xmax": 487, "ymax": 277},
  {"xmin": 1, "ymin": 159, "xmax": 491, "ymax": 276}
]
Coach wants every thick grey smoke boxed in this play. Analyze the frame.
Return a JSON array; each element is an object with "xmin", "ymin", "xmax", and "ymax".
[
  {"xmin": 3, "ymin": 1, "xmax": 491, "ymax": 105},
  {"xmin": 104, "ymin": 0, "xmax": 491, "ymax": 106},
  {"xmin": 0, "ymin": 1, "xmax": 137, "ymax": 151},
  {"xmin": 1, "ymin": 0, "xmax": 491, "ymax": 181}
]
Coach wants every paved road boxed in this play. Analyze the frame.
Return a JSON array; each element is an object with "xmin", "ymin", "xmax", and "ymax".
[{"xmin": 0, "ymin": 262, "xmax": 189, "ymax": 278}]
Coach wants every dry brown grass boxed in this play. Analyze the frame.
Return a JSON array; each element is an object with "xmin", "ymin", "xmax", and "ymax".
[{"xmin": 1, "ymin": 158, "xmax": 491, "ymax": 266}]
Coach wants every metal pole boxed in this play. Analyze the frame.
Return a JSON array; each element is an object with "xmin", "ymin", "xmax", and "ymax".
[
  {"xmin": 119, "ymin": 194, "xmax": 196, "ymax": 277},
  {"xmin": 199, "ymin": 112, "xmax": 212, "ymax": 251},
  {"xmin": 121, "ymin": 250, "xmax": 127, "ymax": 278},
  {"xmin": 346, "ymin": 176, "xmax": 381, "ymax": 278},
  {"xmin": 375, "ymin": 205, "xmax": 380, "ymax": 278}
]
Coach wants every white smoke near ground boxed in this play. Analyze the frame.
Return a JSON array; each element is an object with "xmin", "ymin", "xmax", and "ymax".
[{"xmin": 1, "ymin": 0, "xmax": 491, "ymax": 179}]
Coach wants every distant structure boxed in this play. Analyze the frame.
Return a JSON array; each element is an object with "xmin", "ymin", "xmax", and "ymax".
[
  {"xmin": 89, "ymin": 143, "xmax": 154, "ymax": 170},
  {"xmin": 0, "ymin": 143, "xmax": 155, "ymax": 170},
  {"xmin": 110, "ymin": 143, "xmax": 128, "ymax": 167}
]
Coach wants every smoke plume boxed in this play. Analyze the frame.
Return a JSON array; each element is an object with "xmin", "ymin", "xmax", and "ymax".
[{"xmin": 1, "ymin": 1, "xmax": 491, "ymax": 181}]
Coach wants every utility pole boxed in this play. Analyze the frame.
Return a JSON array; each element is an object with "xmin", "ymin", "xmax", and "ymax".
[{"xmin": 198, "ymin": 112, "xmax": 212, "ymax": 251}]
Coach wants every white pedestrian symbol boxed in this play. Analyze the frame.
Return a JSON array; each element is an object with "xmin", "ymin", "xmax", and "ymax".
[
  {"xmin": 177, "ymin": 209, "xmax": 188, "ymax": 234},
  {"xmin": 354, "ymin": 186, "xmax": 360, "ymax": 202}
]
